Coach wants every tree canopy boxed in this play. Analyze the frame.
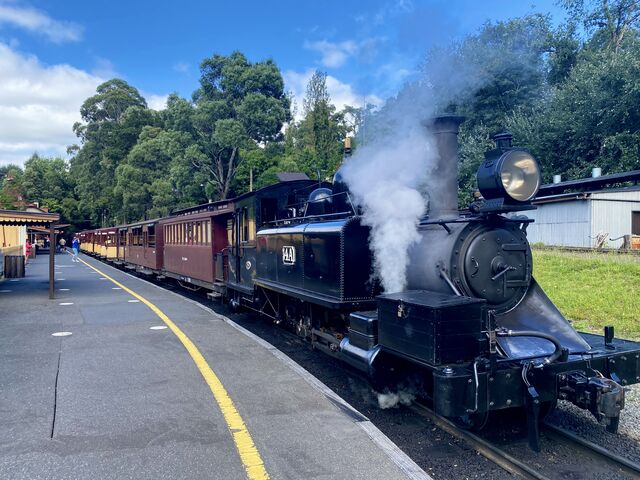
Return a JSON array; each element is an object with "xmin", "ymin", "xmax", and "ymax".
[{"xmin": 6, "ymin": 1, "xmax": 640, "ymax": 229}]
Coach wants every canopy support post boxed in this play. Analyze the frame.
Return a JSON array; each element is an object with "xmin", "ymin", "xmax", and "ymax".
[{"xmin": 49, "ymin": 223, "xmax": 56, "ymax": 299}]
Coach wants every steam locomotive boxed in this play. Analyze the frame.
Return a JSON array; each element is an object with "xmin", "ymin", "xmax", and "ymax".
[{"xmin": 82, "ymin": 116, "xmax": 640, "ymax": 451}]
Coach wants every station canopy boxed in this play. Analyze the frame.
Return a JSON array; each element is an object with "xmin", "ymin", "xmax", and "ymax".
[
  {"xmin": 0, "ymin": 209, "xmax": 60, "ymax": 226},
  {"xmin": 0, "ymin": 209, "xmax": 61, "ymax": 298}
]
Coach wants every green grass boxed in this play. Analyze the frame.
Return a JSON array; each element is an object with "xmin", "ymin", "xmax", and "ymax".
[{"xmin": 532, "ymin": 248, "xmax": 640, "ymax": 340}]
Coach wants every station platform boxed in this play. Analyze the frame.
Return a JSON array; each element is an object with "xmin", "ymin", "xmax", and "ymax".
[{"xmin": 0, "ymin": 253, "xmax": 429, "ymax": 480}]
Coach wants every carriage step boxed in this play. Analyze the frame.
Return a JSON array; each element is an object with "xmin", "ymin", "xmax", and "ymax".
[{"xmin": 207, "ymin": 291, "xmax": 223, "ymax": 301}]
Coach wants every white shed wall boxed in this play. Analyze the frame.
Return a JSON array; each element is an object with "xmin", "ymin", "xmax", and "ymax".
[
  {"xmin": 591, "ymin": 190, "xmax": 640, "ymax": 248},
  {"xmin": 525, "ymin": 200, "xmax": 592, "ymax": 247}
]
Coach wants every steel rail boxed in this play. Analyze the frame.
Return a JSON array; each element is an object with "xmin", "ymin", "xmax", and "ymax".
[
  {"xmin": 410, "ymin": 403, "xmax": 550, "ymax": 480},
  {"xmin": 542, "ymin": 422, "xmax": 640, "ymax": 478}
]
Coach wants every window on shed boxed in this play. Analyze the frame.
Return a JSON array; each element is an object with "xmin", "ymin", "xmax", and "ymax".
[{"xmin": 633, "ymin": 212, "xmax": 640, "ymax": 235}]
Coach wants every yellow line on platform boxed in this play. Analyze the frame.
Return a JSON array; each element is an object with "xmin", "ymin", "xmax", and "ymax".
[{"xmin": 75, "ymin": 255, "xmax": 270, "ymax": 480}]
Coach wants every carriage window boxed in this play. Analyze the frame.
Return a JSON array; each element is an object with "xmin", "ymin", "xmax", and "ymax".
[
  {"xmin": 148, "ymin": 224, "xmax": 156, "ymax": 248},
  {"xmin": 243, "ymin": 209, "xmax": 248, "ymax": 242},
  {"xmin": 227, "ymin": 219, "xmax": 233, "ymax": 246},
  {"xmin": 205, "ymin": 220, "xmax": 211, "ymax": 245},
  {"xmin": 260, "ymin": 198, "xmax": 278, "ymax": 225},
  {"xmin": 248, "ymin": 205, "xmax": 255, "ymax": 241}
]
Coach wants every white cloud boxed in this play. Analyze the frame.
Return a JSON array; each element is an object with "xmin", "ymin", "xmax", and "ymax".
[
  {"xmin": 284, "ymin": 69, "xmax": 382, "ymax": 121},
  {"xmin": 0, "ymin": 3, "xmax": 82, "ymax": 43},
  {"xmin": 172, "ymin": 61, "xmax": 189, "ymax": 73},
  {"xmin": 91, "ymin": 57, "xmax": 118, "ymax": 78},
  {"xmin": 304, "ymin": 40, "xmax": 358, "ymax": 68},
  {"xmin": 0, "ymin": 43, "xmax": 104, "ymax": 165},
  {"xmin": 0, "ymin": 43, "xmax": 169, "ymax": 166},
  {"xmin": 355, "ymin": 0, "xmax": 414, "ymax": 26},
  {"xmin": 145, "ymin": 93, "xmax": 168, "ymax": 111}
]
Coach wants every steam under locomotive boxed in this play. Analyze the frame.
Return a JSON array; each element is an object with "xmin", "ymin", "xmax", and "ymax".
[{"xmin": 82, "ymin": 115, "xmax": 640, "ymax": 451}]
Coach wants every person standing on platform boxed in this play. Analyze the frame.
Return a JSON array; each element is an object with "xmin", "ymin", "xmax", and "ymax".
[
  {"xmin": 58, "ymin": 237, "xmax": 66, "ymax": 253},
  {"xmin": 25, "ymin": 239, "xmax": 33, "ymax": 263},
  {"xmin": 71, "ymin": 236, "xmax": 80, "ymax": 262}
]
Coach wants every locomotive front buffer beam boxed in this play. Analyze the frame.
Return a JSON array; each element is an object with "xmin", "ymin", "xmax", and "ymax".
[{"xmin": 433, "ymin": 333, "xmax": 640, "ymax": 451}]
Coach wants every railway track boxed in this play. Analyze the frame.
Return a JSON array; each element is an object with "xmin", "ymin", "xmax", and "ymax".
[
  {"xmin": 103, "ymin": 258, "xmax": 640, "ymax": 480},
  {"xmin": 542, "ymin": 422, "xmax": 640, "ymax": 479},
  {"xmin": 411, "ymin": 402, "xmax": 640, "ymax": 479}
]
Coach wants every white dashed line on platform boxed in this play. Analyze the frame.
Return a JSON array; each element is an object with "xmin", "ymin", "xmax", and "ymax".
[
  {"xmin": 112, "ymin": 287, "xmax": 122, "ymax": 290},
  {"xmin": 58, "ymin": 302, "xmax": 74, "ymax": 306},
  {"xmin": 52, "ymin": 332, "xmax": 72, "ymax": 337},
  {"xmin": 149, "ymin": 325, "xmax": 168, "ymax": 330},
  {"xmin": 59, "ymin": 288, "xmax": 70, "ymax": 291},
  {"xmin": 0, "ymin": 290, "xmax": 11, "ymax": 293},
  {"xmin": 128, "ymin": 300, "xmax": 140, "ymax": 303}
]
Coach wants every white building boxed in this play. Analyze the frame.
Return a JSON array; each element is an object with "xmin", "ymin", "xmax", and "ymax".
[{"xmin": 527, "ymin": 185, "xmax": 640, "ymax": 249}]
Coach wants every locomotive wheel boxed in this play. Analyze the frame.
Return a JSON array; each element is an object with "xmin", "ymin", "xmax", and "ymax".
[{"xmin": 448, "ymin": 411, "xmax": 490, "ymax": 431}]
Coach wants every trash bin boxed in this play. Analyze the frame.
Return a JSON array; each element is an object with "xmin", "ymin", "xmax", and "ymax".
[{"xmin": 4, "ymin": 255, "xmax": 25, "ymax": 278}]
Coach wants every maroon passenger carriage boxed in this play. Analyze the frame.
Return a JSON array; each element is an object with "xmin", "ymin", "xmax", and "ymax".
[
  {"xmin": 158, "ymin": 199, "xmax": 233, "ymax": 289},
  {"xmin": 116, "ymin": 219, "xmax": 164, "ymax": 274}
]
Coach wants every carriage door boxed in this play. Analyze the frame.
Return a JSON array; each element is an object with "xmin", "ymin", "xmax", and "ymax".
[{"xmin": 228, "ymin": 209, "xmax": 242, "ymax": 285}]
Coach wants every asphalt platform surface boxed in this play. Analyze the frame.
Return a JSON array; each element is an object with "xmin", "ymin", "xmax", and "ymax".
[{"xmin": 0, "ymin": 253, "xmax": 425, "ymax": 480}]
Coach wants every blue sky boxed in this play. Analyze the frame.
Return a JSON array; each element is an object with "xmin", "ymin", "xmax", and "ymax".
[{"xmin": 0, "ymin": 0, "xmax": 565, "ymax": 165}]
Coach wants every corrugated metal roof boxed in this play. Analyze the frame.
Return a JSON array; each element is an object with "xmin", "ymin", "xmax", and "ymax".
[
  {"xmin": 538, "ymin": 170, "xmax": 640, "ymax": 196},
  {"xmin": 276, "ymin": 172, "xmax": 310, "ymax": 182},
  {"xmin": 534, "ymin": 185, "xmax": 640, "ymax": 204},
  {"xmin": 0, "ymin": 209, "xmax": 60, "ymax": 225}
]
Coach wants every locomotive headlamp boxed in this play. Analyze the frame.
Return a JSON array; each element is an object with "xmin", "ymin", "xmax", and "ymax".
[{"xmin": 476, "ymin": 149, "xmax": 541, "ymax": 204}]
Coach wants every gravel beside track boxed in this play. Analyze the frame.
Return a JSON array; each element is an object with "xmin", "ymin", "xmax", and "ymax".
[{"xmin": 546, "ymin": 385, "xmax": 640, "ymax": 463}]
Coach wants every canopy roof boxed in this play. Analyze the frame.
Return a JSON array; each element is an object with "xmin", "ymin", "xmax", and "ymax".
[{"xmin": 0, "ymin": 209, "xmax": 60, "ymax": 226}]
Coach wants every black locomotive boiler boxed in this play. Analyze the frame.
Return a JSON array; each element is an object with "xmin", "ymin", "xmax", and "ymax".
[{"xmin": 230, "ymin": 115, "xmax": 640, "ymax": 450}]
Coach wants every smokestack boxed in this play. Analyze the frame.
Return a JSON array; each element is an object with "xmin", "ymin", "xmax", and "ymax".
[{"xmin": 426, "ymin": 115, "xmax": 464, "ymax": 219}]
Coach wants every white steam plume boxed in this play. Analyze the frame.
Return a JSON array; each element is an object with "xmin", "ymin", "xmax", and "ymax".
[
  {"xmin": 377, "ymin": 389, "xmax": 416, "ymax": 409},
  {"xmin": 342, "ymin": 124, "xmax": 436, "ymax": 293},
  {"xmin": 341, "ymin": 19, "xmax": 546, "ymax": 293}
]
